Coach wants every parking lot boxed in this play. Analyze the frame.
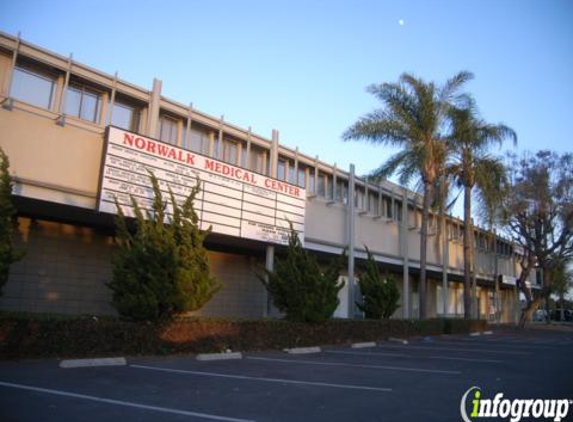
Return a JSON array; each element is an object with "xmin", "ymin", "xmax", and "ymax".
[{"xmin": 1, "ymin": 328, "xmax": 572, "ymax": 422}]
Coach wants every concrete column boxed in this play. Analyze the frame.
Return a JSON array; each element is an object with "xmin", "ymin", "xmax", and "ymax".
[
  {"xmin": 442, "ymin": 217, "xmax": 449, "ymax": 316},
  {"xmin": 105, "ymin": 72, "xmax": 118, "ymax": 126},
  {"xmin": 472, "ymin": 260, "xmax": 478, "ymax": 319},
  {"xmin": 264, "ymin": 129, "xmax": 280, "ymax": 317},
  {"xmin": 313, "ymin": 156, "xmax": 319, "ymax": 196},
  {"xmin": 184, "ymin": 103, "xmax": 193, "ymax": 149},
  {"xmin": 245, "ymin": 127, "xmax": 252, "ymax": 169},
  {"xmin": 2, "ymin": 31, "xmax": 21, "ymax": 110},
  {"xmin": 401, "ymin": 189, "xmax": 410, "ymax": 319},
  {"xmin": 347, "ymin": 164, "xmax": 356, "ymax": 319},
  {"xmin": 493, "ymin": 229, "xmax": 500, "ymax": 323},
  {"xmin": 294, "ymin": 147, "xmax": 299, "ymax": 186},
  {"xmin": 218, "ymin": 115, "xmax": 224, "ymax": 160},
  {"xmin": 265, "ymin": 244, "xmax": 274, "ymax": 317},
  {"xmin": 146, "ymin": 78, "xmax": 162, "ymax": 138},
  {"xmin": 56, "ymin": 53, "xmax": 73, "ymax": 125},
  {"xmin": 270, "ymin": 130, "xmax": 279, "ymax": 177}
]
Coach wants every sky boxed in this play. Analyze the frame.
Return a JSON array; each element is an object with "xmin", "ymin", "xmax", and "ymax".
[{"xmin": 1, "ymin": 0, "xmax": 572, "ymax": 218}]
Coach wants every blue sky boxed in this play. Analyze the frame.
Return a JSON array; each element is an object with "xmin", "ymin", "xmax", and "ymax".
[{"xmin": 1, "ymin": 0, "xmax": 572, "ymax": 211}]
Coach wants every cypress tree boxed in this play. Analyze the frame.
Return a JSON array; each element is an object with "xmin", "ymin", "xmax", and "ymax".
[
  {"xmin": 260, "ymin": 224, "xmax": 344, "ymax": 323},
  {"xmin": 356, "ymin": 248, "xmax": 400, "ymax": 319},
  {"xmin": 0, "ymin": 148, "xmax": 22, "ymax": 296},
  {"xmin": 107, "ymin": 172, "xmax": 220, "ymax": 321}
]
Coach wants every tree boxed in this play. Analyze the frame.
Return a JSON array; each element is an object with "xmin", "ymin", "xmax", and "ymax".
[
  {"xmin": 107, "ymin": 172, "xmax": 220, "ymax": 321},
  {"xmin": 0, "ymin": 148, "xmax": 22, "ymax": 296},
  {"xmin": 501, "ymin": 151, "xmax": 573, "ymax": 327},
  {"xmin": 356, "ymin": 248, "xmax": 400, "ymax": 319},
  {"xmin": 343, "ymin": 71, "xmax": 473, "ymax": 319},
  {"xmin": 550, "ymin": 261, "xmax": 572, "ymax": 321},
  {"xmin": 447, "ymin": 104, "xmax": 516, "ymax": 319},
  {"xmin": 259, "ymin": 224, "xmax": 344, "ymax": 323}
]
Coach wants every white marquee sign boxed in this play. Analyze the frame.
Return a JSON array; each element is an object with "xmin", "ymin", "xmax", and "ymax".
[{"xmin": 97, "ymin": 126, "xmax": 305, "ymax": 245}]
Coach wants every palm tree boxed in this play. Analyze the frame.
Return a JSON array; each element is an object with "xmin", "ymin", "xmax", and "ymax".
[
  {"xmin": 343, "ymin": 71, "xmax": 473, "ymax": 320},
  {"xmin": 446, "ymin": 104, "xmax": 516, "ymax": 319}
]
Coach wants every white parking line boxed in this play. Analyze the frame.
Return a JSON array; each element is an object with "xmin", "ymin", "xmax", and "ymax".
[
  {"xmin": 431, "ymin": 339, "xmax": 554, "ymax": 349},
  {"xmin": 246, "ymin": 356, "xmax": 461, "ymax": 375},
  {"xmin": 130, "ymin": 364, "xmax": 392, "ymax": 392},
  {"xmin": 0, "ymin": 380, "xmax": 255, "ymax": 422},
  {"xmin": 375, "ymin": 344, "xmax": 531, "ymax": 355},
  {"xmin": 325, "ymin": 350, "xmax": 504, "ymax": 363}
]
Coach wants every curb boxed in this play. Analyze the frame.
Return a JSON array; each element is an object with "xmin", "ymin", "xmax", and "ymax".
[
  {"xmin": 60, "ymin": 357, "xmax": 127, "ymax": 368},
  {"xmin": 196, "ymin": 352, "xmax": 243, "ymax": 361},
  {"xmin": 284, "ymin": 347, "xmax": 321, "ymax": 354},
  {"xmin": 351, "ymin": 342, "xmax": 377, "ymax": 349},
  {"xmin": 388, "ymin": 337, "xmax": 409, "ymax": 345}
]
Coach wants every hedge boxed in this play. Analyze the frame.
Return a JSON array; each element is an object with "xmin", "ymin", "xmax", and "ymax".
[{"xmin": 0, "ymin": 313, "xmax": 488, "ymax": 360}]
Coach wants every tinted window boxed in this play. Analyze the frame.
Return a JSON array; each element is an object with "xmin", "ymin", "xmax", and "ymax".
[
  {"xmin": 112, "ymin": 101, "xmax": 140, "ymax": 131},
  {"xmin": 11, "ymin": 66, "xmax": 57, "ymax": 109}
]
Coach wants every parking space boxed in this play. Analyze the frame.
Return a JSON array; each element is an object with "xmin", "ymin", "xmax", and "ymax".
[{"xmin": 1, "ymin": 329, "xmax": 572, "ymax": 422}]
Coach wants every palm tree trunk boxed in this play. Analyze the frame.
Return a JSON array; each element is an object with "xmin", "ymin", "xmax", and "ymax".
[
  {"xmin": 419, "ymin": 181, "xmax": 432, "ymax": 320},
  {"xmin": 463, "ymin": 185, "xmax": 472, "ymax": 319}
]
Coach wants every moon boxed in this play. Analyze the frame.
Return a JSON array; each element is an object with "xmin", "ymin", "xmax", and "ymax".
[{"xmin": 398, "ymin": 19, "xmax": 405, "ymax": 26}]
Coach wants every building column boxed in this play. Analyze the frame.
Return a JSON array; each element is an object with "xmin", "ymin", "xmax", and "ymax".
[
  {"xmin": 264, "ymin": 129, "xmax": 280, "ymax": 317},
  {"xmin": 493, "ymin": 230, "xmax": 500, "ymax": 323},
  {"xmin": 265, "ymin": 245, "xmax": 274, "ymax": 317},
  {"xmin": 347, "ymin": 164, "xmax": 356, "ymax": 319},
  {"xmin": 401, "ymin": 188, "xmax": 410, "ymax": 319},
  {"xmin": 146, "ymin": 78, "xmax": 162, "ymax": 138},
  {"xmin": 442, "ymin": 217, "xmax": 449, "ymax": 316}
]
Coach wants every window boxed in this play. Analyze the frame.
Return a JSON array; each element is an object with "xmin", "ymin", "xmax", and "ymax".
[
  {"xmin": 159, "ymin": 116, "xmax": 178, "ymax": 145},
  {"xmin": 278, "ymin": 159, "xmax": 287, "ymax": 181},
  {"xmin": 384, "ymin": 196, "xmax": 393, "ymax": 219},
  {"xmin": 337, "ymin": 180, "xmax": 348, "ymax": 204},
  {"xmin": 111, "ymin": 100, "xmax": 140, "ymax": 131},
  {"xmin": 394, "ymin": 201, "xmax": 403, "ymax": 221},
  {"xmin": 308, "ymin": 170, "xmax": 315, "ymax": 193},
  {"xmin": 288, "ymin": 165, "xmax": 295, "ymax": 184},
  {"xmin": 186, "ymin": 128, "xmax": 209, "ymax": 154},
  {"xmin": 223, "ymin": 139, "xmax": 238, "ymax": 164},
  {"xmin": 317, "ymin": 171, "xmax": 326, "ymax": 197},
  {"xmin": 240, "ymin": 147, "xmax": 247, "ymax": 167},
  {"xmin": 327, "ymin": 175, "xmax": 334, "ymax": 200},
  {"xmin": 368, "ymin": 193, "xmax": 378, "ymax": 215},
  {"xmin": 213, "ymin": 137, "xmax": 221, "ymax": 159},
  {"xmin": 250, "ymin": 146, "xmax": 267, "ymax": 174},
  {"xmin": 297, "ymin": 167, "xmax": 307, "ymax": 188},
  {"xmin": 355, "ymin": 188, "xmax": 364, "ymax": 209},
  {"xmin": 10, "ymin": 66, "xmax": 57, "ymax": 109},
  {"xmin": 65, "ymin": 85, "xmax": 102, "ymax": 123}
]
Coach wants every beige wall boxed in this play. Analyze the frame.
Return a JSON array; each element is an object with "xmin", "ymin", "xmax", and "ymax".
[
  {"xmin": 356, "ymin": 216, "xmax": 400, "ymax": 258},
  {"xmin": 1, "ymin": 217, "xmax": 115, "ymax": 315},
  {"xmin": 0, "ymin": 217, "xmax": 267, "ymax": 317},
  {"xmin": 0, "ymin": 106, "xmax": 103, "ymax": 209},
  {"xmin": 305, "ymin": 200, "xmax": 346, "ymax": 245}
]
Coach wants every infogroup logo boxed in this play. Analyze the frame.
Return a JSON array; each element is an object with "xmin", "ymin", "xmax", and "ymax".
[{"xmin": 460, "ymin": 386, "xmax": 572, "ymax": 422}]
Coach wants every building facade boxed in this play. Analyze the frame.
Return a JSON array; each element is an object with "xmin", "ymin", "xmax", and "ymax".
[{"xmin": 0, "ymin": 32, "xmax": 532, "ymax": 322}]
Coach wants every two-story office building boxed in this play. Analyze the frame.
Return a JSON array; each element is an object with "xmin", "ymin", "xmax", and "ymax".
[{"xmin": 0, "ymin": 32, "xmax": 532, "ymax": 322}]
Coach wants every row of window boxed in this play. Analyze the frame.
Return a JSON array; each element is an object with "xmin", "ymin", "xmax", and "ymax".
[
  {"xmin": 11, "ymin": 65, "xmax": 140, "ymax": 130},
  {"xmin": 8, "ymin": 63, "xmax": 409, "ymax": 221},
  {"xmin": 7, "ymin": 61, "xmax": 513, "ymax": 248}
]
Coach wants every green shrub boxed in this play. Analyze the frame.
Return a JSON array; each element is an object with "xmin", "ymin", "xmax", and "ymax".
[
  {"xmin": 259, "ymin": 224, "xmax": 344, "ymax": 323},
  {"xmin": 107, "ymin": 172, "xmax": 220, "ymax": 322},
  {"xmin": 443, "ymin": 318, "xmax": 487, "ymax": 334},
  {"xmin": 0, "ymin": 148, "xmax": 23, "ymax": 296},
  {"xmin": 356, "ymin": 248, "xmax": 400, "ymax": 319}
]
